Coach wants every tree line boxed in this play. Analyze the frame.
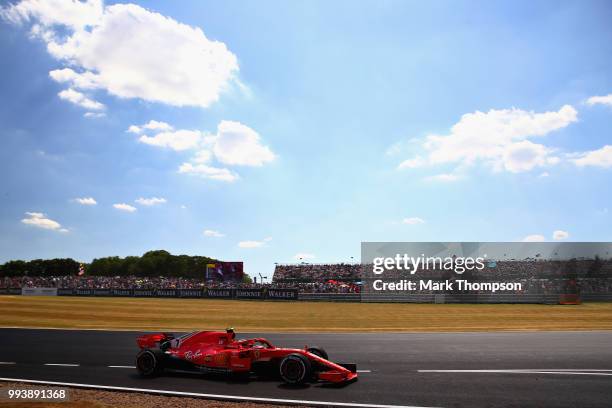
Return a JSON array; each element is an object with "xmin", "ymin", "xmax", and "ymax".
[{"xmin": 0, "ymin": 250, "xmax": 219, "ymax": 278}]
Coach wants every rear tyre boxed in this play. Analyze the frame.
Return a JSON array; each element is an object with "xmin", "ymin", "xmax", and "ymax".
[
  {"xmin": 136, "ymin": 349, "xmax": 165, "ymax": 377},
  {"xmin": 307, "ymin": 347, "xmax": 328, "ymax": 360},
  {"xmin": 279, "ymin": 353, "xmax": 311, "ymax": 385}
]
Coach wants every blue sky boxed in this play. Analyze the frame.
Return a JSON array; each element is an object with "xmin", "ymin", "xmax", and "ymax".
[{"xmin": 1, "ymin": 0, "xmax": 611, "ymax": 278}]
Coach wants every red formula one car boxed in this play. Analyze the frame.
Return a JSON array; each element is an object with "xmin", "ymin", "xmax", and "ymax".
[{"xmin": 136, "ymin": 329, "xmax": 357, "ymax": 385}]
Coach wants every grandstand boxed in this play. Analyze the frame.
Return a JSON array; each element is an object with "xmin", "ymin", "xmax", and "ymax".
[
  {"xmin": 0, "ymin": 258, "xmax": 611, "ymax": 297},
  {"xmin": 273, "ymin": 263, "xmax": 361, "ymax": 282},
  {"xmin": 271, "ymin": 259, "xmax": 612, "ymax": 296}
]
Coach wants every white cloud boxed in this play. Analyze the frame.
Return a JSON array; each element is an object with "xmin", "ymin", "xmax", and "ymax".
[
  {"xmin": 139, "ymin": 129, "xmax": 203, "ymax": 151},
  {"xmin": 294, "ymin": 253, "xmax": 315, "ymax": 261},
  {"xmin": 135, "ymin": 197, "xmax": 166, "ymax": 206},
  {"xmin": 58, "ymin": 88, "xmax": 104, "ymax": 110},
  {"xmin": 238, "ymin": 240, "xmax": 265, "ymax": 248},
  {"xmin": 127, "ymin": 125, "xmax": 141, "ymax": 134},
  {"xmin": 178, "ymin": 162, "xmax": 239, "ymax": 182},
  {"xmin": 84, "ymin": 111, "xmax": 105, "ymax": 118},
  {"xmin": 3, "ymin": 1, "xmax": 240, "ymax": 108},
  {"xmin": 113, "ymin": 203, "xmax": 136, "ymax": 212},
  {"xmin": 204, "ymin": 229, "xmax": 224, "ymax": 238},
  {"xmin": 238, "ymin": 237, "xmax": 271, "ymax": 248},
  {"xmin": 402, "ymin": 217, "xmax": 425, "ymax": 225},
  {"xmin": 131, "ymin": 119, "xmax": 274, "ymax": 180},
  {"xmin": 398, "ymin": 105, "xmax": 577, "ymax": 174},
  {"xmin": 522, "ymin": 234, "xmax": 546, "ymax": 242},
  {"xmin": 21, "ymin": 211, "xmax": 64, "ymax": 231},
  {"xmin": 127, "ymin": 120, "xmax": 172, "ymax": 134},
  {"xmin": 398, "ymin": 156, "xmax": 425, "ymax": 169},
  {"xmin": 212, "ymin": 121, "xmax": 275, "ymax": 166},
  {"xmin": 49, "ymin": 68, "xmax": 99, "ymax": 89},
  {"xmin": 1, "ymin": 0, "xmax": 103, "ymax": 29},
  {"xmin": 586, "ymin": 94, "xmax": 612, "ymax": 107},
  {"xmin": 192, "ymin": 150, "xmax": 212, "ymax": 163},
  {"xmin": 553, "ymin": 230, "xmax": 569, "ymax": 240},
  {"xmin": 500, "ymin": 140, "xmax": 559, "ymax": 173},
  {"xmin": 74, "ymin": 197, "xmax": 97, "ymax": 205},
  {"xmin": 571, "ymin": 145, "xmax": 612, "ymax": 168}
]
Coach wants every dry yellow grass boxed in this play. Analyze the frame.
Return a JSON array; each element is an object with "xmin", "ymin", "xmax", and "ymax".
[
  {"xmin": 0, "ymin": 296, "xmax": 611, "ymax": 332},
  {"xmin": 0, "ymin": 381, "xmax": 293, "ymax": 408}
]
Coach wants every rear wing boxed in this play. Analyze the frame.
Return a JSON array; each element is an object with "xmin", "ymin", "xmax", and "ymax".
[{"xmin": 136, "ymin": 333, "xmax": 174, "ymax": 349}]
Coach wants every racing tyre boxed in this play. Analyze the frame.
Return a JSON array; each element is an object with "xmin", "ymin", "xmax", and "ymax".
[
  {"xmin": 279, "ymin": 353, "xmax": 311, "ymax": 385},
  {"xmin": 136, "ymin": 349, "xmax": 165, "ymax": 377},
  {"xmin": 307, "ymin": 347, "xmax": 328, "ymax": 360}
]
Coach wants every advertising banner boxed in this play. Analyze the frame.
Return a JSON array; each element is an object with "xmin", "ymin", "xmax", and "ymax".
[
  {"xmin": 156, "ymin": 289, "xmax": 177, "ymax": 297},
  {"xmin": 178, "ymin": 289, "xmax": 203, "ymax": 298},
  {"xmin": 266, "ymin": 288, "xmax": 299, "ymax": 300},
  {"xmin": 133, "ymin": 289, "xmax": 156, "ymax": 297},
  {"xmin": 235, "ymin": 288, "xmax": 264, "ymax": 299},
  {"xmin": 21, "ymin": 287, "xmax": 58, "ymax": 296},
  {"xmin": 0, "ymin": 288, "xmax": 21, "ymax": 295},
  {"xmin": 93, "ymin": 289, "xmax": 111, "ymax": 296},
  {"xmin": 206, "ymin": 288, "xmax": 233, "ymax": 298},
  {"xmin": 111, "ymin": 289, "xmax": 132, "ymax": 297}
]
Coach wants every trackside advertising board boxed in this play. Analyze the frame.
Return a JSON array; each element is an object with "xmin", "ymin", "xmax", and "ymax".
[
  {"xmin": 235, "ymin": 288, "xmax": 264, "ymax": 299},
  {"xmin": 0, "ymin": 287, "xmax": 301, "ymax": 300},
  {"xmin": 267, "ymin": 288, "xmax": 299, "ymax": 300}
]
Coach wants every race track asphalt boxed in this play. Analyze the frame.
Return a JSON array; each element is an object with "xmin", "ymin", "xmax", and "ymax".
[{"xmin": 0, "ymin": 329, "xmax": 611, "ymax": 408}]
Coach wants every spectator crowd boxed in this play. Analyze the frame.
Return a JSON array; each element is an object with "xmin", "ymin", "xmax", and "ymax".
[
  {"xmin": 0, "ymin": 275, "xmax": 360, "ymax": 293},
  {"xmin": 1, "ymin": 259, "xmax": 611, "ymax": 295}
]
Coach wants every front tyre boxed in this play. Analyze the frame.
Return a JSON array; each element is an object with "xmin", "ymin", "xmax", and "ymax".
[
  {"xmin": 279, "ymin": 353, "xmax": 311, "ymax": 385},
  {"xmin": 307, "ymin": 347, "xmax": 328, "ymax": 360},
  {"xmin": 136, "ymin": 349, "xmax": 165, "ymax": 377}
]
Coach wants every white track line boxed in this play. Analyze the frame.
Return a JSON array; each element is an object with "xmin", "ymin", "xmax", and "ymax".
[
  {"xmin": 418, "ymin": 369, "xmax": 612, "ymax": 376},
  {"xmin": 0, "ymin": 362, "xmax": 15, "ymax": 365},
  {"xmin": 44, "ymin": 363, "xmax": 80, "ymax": 367},
  {"xmin": 0, "ymin": 377, "xmax": 438, "ymax": 408},
  {"xmin": 357, "ymin": 370, "xmax": 372, "ymax": 373},
  {"xmin": 493, "ymin": 369, "xmax": 612, "ymax": 372},
  {"xmin": 520, "ymin": 371, "xmax": 612, "ymax": 376}
]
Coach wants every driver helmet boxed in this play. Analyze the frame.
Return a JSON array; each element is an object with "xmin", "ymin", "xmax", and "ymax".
[{"xmin": 226, "ymin": 327, "xmax": 236, "ymax": 340}]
